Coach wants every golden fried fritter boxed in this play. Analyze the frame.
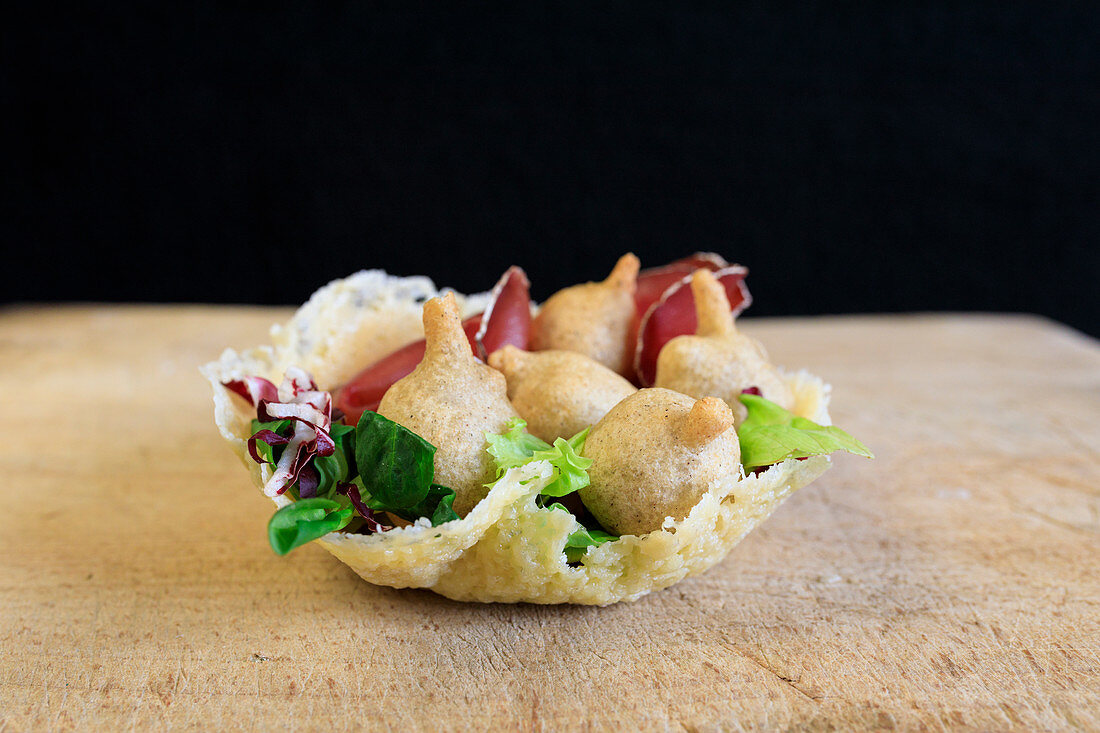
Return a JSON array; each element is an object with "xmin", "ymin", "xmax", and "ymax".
[
  {"xmin": 379, "ymin": 292, "xmax": 520, "ymax": 515},
  {"xmin": 531, "ymin": 253, "xmax": 640, "ymax": 375},
  {"xmin": 488, "ymin": 345, "xmax": 636, "ymax": 443},
  {"xmin": 655, "ymin": 269, "xmax": 793, "ymax": 422},
  {"xmin": 579, "ymin": 388, "xmax": 740, "ymax": 536}
]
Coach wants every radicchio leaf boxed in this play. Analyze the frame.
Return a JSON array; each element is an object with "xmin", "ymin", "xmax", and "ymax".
[
  {"xmin": 232, "ymin": 367, "xmax": 337, "ymax": 497},
  {"xmin": 281, "ymin": 366, "xmax": 317, "ymax": 399},
  {"xmin": 258, "ymin": 399, "xmax": 329, "ymax": 429},
  {"xmin": 264, "ymin": 423, "xmax": 315, "ymax": 496},
  {"xmin": 338, "ymin": 482, "xmax": 388, "ymax": 533},
  {"xmin": 296, "ymin": 463, "xmax": 320, "ymax": 499},
  {"xmin": 247, "ymin": 429, "xmax": 290, "ymax": 464},
  {"xmin": 223, "ymin": 376, "xmax": 279, "ymax": 406}
]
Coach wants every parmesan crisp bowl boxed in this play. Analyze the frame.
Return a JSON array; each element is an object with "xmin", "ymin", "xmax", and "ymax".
[{"xmin": 202, "ymin": 271, "xmax": 833, "ymax": 605}]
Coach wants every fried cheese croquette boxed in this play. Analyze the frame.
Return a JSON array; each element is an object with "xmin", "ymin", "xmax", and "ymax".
[
  {"xmin": 655, "ymin": 269, "xmax": 793, "ymax": 423},
  {"xmin": 378, "ymin": 292, "xmax": 520, "ymax": 516},
  {"xmin": 488, "ymin": 345, "xmax": 637, "ymax": 443},
  {"xmin": 530, "ymin": 253, "xmax": 640, "ymax": 375},
  {"xmin": 579, "ymin": 388, "xmax": 740, "ymax": 536}
]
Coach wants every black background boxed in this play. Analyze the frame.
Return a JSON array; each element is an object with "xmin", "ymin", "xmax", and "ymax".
[{"xmin": 7, "ymin": 3, "xmax": 1099, "ymax": 335}]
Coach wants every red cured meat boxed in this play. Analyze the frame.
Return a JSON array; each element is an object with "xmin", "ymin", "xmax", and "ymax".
[
  {"xmin": 633, "ymin": 266, "xmax": 751, "ymax": 386},
  {"xmin": 335, "ymin": 267, "xmax": 531, "ymax": 424}
]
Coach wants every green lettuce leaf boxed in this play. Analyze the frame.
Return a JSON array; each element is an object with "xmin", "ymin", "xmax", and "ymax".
[
  {"xmin": 737, "ymin": 393, "xmax": 873, "ymax": 469},
  {"xmin": 485, "ymin": 418, "xmax": 593, "ymax": 497},
  {"xmin": 485, "ymin": 418, "xmax": 550, "ymax": 470},
  {"xmin": 268, "ymin": 497, "xmax": 353, "ymax": 555}
]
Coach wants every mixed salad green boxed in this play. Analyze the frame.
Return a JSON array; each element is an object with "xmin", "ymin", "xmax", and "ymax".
[
  {"xmin": 250, "ymin": 386, "xmax": 869, "ymax": 558},
  {"xmin": 257, "ymin": 410, "xmax": 459, "ymax": 555}
]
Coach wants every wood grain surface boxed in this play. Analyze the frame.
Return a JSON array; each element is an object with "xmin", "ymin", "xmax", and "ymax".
[{"xmin": 2, "ymin": 305, "xmax": 1098, "ymax": 732}]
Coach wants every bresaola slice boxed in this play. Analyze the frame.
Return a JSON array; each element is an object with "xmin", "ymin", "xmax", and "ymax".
[
  {"xmin": 627, "ymin": 253, "xmax": 731, "ymax": 382},
  {"xmin": 634, "ymin": 252, "xmax": 729, "ymax": 317},
  {"xmin": 473, "ymin": 266, "xmax": 531, "ymax": 360},
  {"xmin": 633, "ymin": 266, "xmax": 751, "ymax": 386},
  {"xmin": 328, "ymin": 257, "xmax": 745, "ymax": 420},
  {"xmin": 335, "ymin": 267, "xmax": 531, "ymax": 424}
]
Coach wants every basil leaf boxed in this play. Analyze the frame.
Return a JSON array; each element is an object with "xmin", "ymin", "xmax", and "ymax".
[
  {"xmin": 485, "ymin": 419, "xmax": 593, "ymax": 498},
  {"xmin": 251, "ymin": 418, "xmax": 293, "ymax": 437},
  {"xmin": 426, "ymin": 486, "xmax": 459, "ymax": 525},
  {"xmin": 549, "ymin": 503, "xmax": 618, "ymax": 562},
  {"xmin": 431, "ymin": 495, "xmax": 457, "ymax": 525},
  {"xmin": 267, "ymin": 498, "xmax": 353, "ymax": 555},
  {"xmin": 385, "ymin": 484, "xmax": 460, "ymax": 526},
  {"xmin": 353, "ymin": 476, "xmax": 388, "ymax": 511},
  {"xmin": 329, "ymin": 422, "xmax": 356, "ymax": 449},
  {"xmin": 354, "ymin": 411, "xmax": 436, "ymax": 508},
  {"xmin": 737, "ymin": 393, "xmax": 873, "ymax": 469},
  {"xmin": 329, "ymin": 423, "xmax": 355, "ymax": 438},
  {"xmin": 348, "ymin": 413, "xmax": 455, "ymax": 524},
  {"xmin": 310, "ymin": 422, "xmax": 356, "ymax": 498},
  {"xmin": 333, "ymin": 422, "xmax": 358, "ymax": 482},
  {"xmin": 255, "ymin": 440, "xmax": 276, "ymax": 466}
]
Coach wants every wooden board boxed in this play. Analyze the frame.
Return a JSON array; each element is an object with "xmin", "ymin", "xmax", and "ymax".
[{"xmin": 2, "ymin": 305, "xmax": 1098, "ymax": 731}]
